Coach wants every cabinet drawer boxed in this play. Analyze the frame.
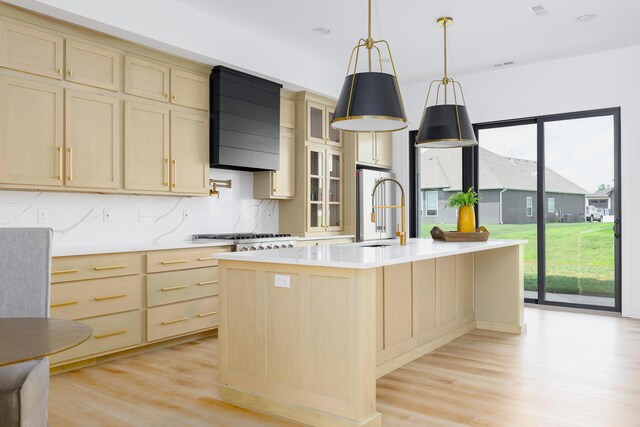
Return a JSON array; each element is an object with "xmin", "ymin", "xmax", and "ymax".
[
  {"xmin": 51, "ymin": 252, "xmax": 142, "ymax": 283},
  {"xmin": 147, "ymin": 297, "xmax": 218, "ymax": 342},
  {"xmin": 50, "ymin": 310, "xmax": 141, "ymax": 364},
  {"xmin": 146, "ymin": 247, "xmax": 232, "ymax": 273},
  {"xmin": 147, "ymin": 267, "xmax": 219, "ymax": 307},
  {"xmin": 51, "ymin": 275, "xmax": 142, "ymax": 320}
]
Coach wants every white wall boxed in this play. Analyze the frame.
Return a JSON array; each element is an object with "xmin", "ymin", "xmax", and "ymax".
[
  {"xmin": 0, "ymin": 169, "xmax": 278, "ymax": 248},
  {"xmin": 398, "ymin": 45, "xmax": 640, "ymax": 318}
]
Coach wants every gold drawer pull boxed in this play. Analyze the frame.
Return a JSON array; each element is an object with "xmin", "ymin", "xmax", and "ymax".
[
  {"xmin": 51, "ymin": 300, "xmax": 78, "ymax": 308},
  {"xmin": 161, "ymin": 259, "xmax": 188, "ymax": 265},
  {"xmin": 197, "ymin": 311, "xmax": 218, "ymax": 318},
  {"xmin": 161, "ymin": 317, "xmax": 188, "ymax": 325},
  {"xmin": 94, "ymin": 265, "xmax": 127, "ymax": 271},
  {"xmin": 52, "ymin": 269, "xmax": 79, "ymax": 275},
  {"xmin": 160, "ymin": 285, "xmax": 188, "ymax": 292},
  {"xmin": 197, "ymin": 280, "xmax": 218, "ymax": 286},
  {"xmin": 197, "ymin": 257, "xmax": 215, "ymax": 261},
  {"xmin": 94, "ymin": 294, "xmax": 127, "ymax": 301},
  {"xmin": 95, "ymin": 330, "xmax": 127, "ymax": 339}
]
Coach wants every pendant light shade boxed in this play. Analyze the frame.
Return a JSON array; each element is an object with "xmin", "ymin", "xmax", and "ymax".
[
  {"xmin": 415, "ymin": 105, "xmax": 477, "ymax": 147},
  {"xmin": 333, "ymin": 72, "xmax": 407, "ymax": 132},
  {"xmin": 331, "ymin": 0, "xmax": 408, "ymax": 132},
  {"xmin": 415, "ymin": 17, "xmax": 477, "ymax": 148}
]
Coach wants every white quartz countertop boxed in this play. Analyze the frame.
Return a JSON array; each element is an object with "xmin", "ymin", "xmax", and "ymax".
[
  {"xmin": 216, "ymin": 238, "xmax": 526, "ymax": 269},
  {"xmin": 297, "ymin": 235, "xmax": 355, "ymax": 241},
  {"xmin": 52, "ymin": 240, "xmax": 235, "ymax": 257}
]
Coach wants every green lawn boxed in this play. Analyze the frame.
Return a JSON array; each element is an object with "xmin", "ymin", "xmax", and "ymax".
[{"xmin": 420, "ymin": 222, "xmax": 615, "ymax": 297}]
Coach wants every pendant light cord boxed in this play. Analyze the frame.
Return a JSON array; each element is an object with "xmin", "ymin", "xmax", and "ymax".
[
  {"xmin": 443, "ymin": 19, "xmax": 448, "ymax": 103},
  {"xmin": 367, "ymin": 0, "xmax": 372, "ymax": 71}
]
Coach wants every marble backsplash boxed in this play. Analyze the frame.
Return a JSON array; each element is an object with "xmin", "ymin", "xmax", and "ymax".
[{"xmin": 0, "ymin": 169, "xmax": 278, "ymax": 248}]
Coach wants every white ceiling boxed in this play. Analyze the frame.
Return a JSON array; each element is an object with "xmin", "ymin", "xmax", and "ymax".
[{"xmin": 175, "ymin": 0, "xmax": 640, "ymax": 85}]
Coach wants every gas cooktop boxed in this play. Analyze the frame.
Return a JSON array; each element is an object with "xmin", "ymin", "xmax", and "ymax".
[{"xmin": 193, "ymin": 233, "xmax": 293, "ymax": 241}]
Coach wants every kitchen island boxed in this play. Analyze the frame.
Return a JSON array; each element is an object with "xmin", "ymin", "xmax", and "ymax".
[{"xmin": 216, "ymin": 238, "xmax": 526, "ymax": 426}]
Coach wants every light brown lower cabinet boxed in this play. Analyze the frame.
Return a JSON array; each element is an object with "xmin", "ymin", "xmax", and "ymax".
[
  {"xmin": 147, "ymin": 296, "xmax": 219, "ymax": 342},
  {"xmin": 49, "ymin": 246, "xmax": 230, "ymax": 368}
]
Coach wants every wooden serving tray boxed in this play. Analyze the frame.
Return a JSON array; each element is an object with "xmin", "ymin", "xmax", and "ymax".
[{"xmin": 430, "ymin": 226, "xmax": 490, "ymax": 242}]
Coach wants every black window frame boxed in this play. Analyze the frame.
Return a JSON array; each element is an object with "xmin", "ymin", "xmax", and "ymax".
[{"xmin": 410, "ymin": 108, "xmax": 622, "ymax": 312}]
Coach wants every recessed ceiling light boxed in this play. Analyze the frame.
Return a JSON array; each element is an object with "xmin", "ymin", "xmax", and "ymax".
[
  {"xmin": 576, "ymin": 14, "xmax": 597, "ymax": 23},
  {"xmin": 313, "ymin": 27, "xmax": 331, "ymax": 35}
]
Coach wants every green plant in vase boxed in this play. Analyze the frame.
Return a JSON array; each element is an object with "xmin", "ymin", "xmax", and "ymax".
[{"xmin": 445, "ymin": 187, "xmax": 478, "ymax": 232}]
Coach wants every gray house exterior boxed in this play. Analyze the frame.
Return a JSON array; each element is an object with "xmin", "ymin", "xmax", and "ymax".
[
  {"xmin": 420, "ymin": 148, "xmax": 588, "ymax": 225},
  {"xmin": 587, "ymin": 186, "xmax": 615, "ymax": 215}
]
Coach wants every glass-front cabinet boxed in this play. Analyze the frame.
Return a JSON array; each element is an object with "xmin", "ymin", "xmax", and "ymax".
[
  {"xmin": 306, "ymin": 144, "xmax": 342, "ymax": 232},
  {"xmin": 306, "ymin": 101, "xmax": 342, "ymax": 147}
]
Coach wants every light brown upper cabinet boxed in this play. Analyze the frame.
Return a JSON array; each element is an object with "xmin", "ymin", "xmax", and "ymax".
[
  {"xmin": 280, "ymin": 98, "xmax": 295, "ymax": 129},
  {"xmin": 0, "ymin": 20, "xmax": 63, "ymax": 79},
  {"xmin": 356, "ymin": 132, "xmax": 392, "ymax": 169},
  {"xmin": 65, "ymin": 39, "xmax": 121, "ymax": 91},
  {"xmin": 170, "ymin": 68, "xmax": 208, "ymax": 111},
  {"xmin": 124, "ymin": 101, "xmax": 170, "ymax": 193},
  {"xmin": 0, "ymin": 76, "xmax": 63, "ymax": 187},
  {"xmin": 65, "ymin": 90, "xmax": 120, "ymax": 189},
  {"xmin": 305, "ymin": 100, "xmax": 341, "ymax": 147},
  {"xmin": 170, "ymin": 110, "xmax": 209, "ymax": 194},
  {"xmin": 254, "ymin": 127, "xmax": 296, "ymax": 200},
  {"xmin": 124, "ymin": 55, "xmax": 170, "ymax": 103}
]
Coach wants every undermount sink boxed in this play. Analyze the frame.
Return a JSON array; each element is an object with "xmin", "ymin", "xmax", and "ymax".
[{"xmin": 360, "ymin": 243, "xmax": 394, "ymax": 248}]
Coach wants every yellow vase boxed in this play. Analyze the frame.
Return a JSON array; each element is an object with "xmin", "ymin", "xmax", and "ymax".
[{"xmin": 457, "ymin": 205, "xmax": 476, "ymax": 233}]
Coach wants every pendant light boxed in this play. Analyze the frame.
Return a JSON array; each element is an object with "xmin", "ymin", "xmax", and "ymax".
[
  {"xmin": 331, "ymin": 0, "xmax": 408, "ymax": 132},
  {"xmin": 415, "ymin": 17, "xmax": 477, "ymax": 148}
]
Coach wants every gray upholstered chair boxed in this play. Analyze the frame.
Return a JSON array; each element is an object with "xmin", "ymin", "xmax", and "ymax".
[{"xmin": 0, "ymin": 228, "xmax": 52, "ymax": 427}]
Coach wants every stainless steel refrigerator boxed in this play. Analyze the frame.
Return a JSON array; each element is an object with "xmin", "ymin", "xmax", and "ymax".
[{"xmin": 356, "ymin": 168, "xmax": 396, "ymax": 241}]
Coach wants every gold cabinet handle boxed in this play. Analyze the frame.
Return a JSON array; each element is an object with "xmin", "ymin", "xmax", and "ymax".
[
  {"xmin": 197, "ymin": 280, "xmax": 218, "ymax": 286},
  {"xmin": 171, "ymin": 94, "xmax": 176, "ymax": 101},
  {"xmin": 51, "ymin": 300, "xmax": 78, "ymax": 308},
  {"xmin": 94, "ymin": 265, "xmax": 127, "ymax": 271},
  {"xmin": 57, "ymin": 67, "xmax": 62, "ymax": 75},
  {"xmin": 160, "ymin": 259, "xmax": 188, "ymax": 265},
  {"xmin": 95, "ymin": 330, "xmax": 127, "ymax": 339},
  {"xmin": 94, "ymin": 294, "xmax": 127, "ymax": 301},
  {"xmin": 172, "ymin": 159, "xmax": 177, "ymax": 188},
  {"xmin": 67, "ymin": 147, "xmax": 73, "ymax": 181},
  {"xmin": 164, "ymin": 158, "xmax": 169, "ymax": 187},
  {"xmin": 197, "ymin": 311, "xmax": 218, "ymax": 318},
  {"xmin": 52, "ymin": 269, "xmax": 79, "ymax": 275},
  {"xmin": 160, "ymin": 285, "xmax": 188, "ymax": 292},
  {"xmin": 67, "ymin": 69, "xmax": 73, "ymax": 77},
  {"xmin": 161, "ymin": 317, "xmax": 187, "ymax": 325},
  {"xmin": 56, "ymin": 146, "xmax": 63, "ymax": 181},
  {"xmin": 197, "ymin": 257, "xmax": 215, "ymax": 261},
  {"xmin": 164, "ymin": 93, "xmax": 169, "ymax": 100}
]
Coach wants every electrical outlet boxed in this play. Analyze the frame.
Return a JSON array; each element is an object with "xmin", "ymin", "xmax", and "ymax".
[
  {"xmin": 138, "ymin": 210, "xmax": 146, "ymax": 223},
  {"xmin": 103, "ymin": 209, "xmax": 113, "ymax": 222},
  {"xmin": 37, "ymin": 209, "xmax": 48, "ymax": 223},
  {"xmin": 274, "ymin": 274, "xmax": 291, "ymax": 288},
  {"xmin": 183, "ymin": 209, "xmax": 191, "ymax": 221}
]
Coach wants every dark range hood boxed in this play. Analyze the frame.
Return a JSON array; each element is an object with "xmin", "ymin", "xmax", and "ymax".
[{"xmin": 210, "ymin": 66, "xmax": 282, "ymax": 171}]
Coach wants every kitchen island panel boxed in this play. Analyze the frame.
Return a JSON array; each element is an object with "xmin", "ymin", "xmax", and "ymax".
[{"xmin": 219, "ymin": 262, "xmax": 380, "ymax": 426}]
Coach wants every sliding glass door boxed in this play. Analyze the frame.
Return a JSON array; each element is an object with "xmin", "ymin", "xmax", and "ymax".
[{"xmin": 473, "ymin": 109, "xmax": 621, "ymax": 311}]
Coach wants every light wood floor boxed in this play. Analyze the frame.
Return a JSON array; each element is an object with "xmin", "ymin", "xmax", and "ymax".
[{"xmin": 49, "ymin": 308, "xmax": 640, "ymax": 426}]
